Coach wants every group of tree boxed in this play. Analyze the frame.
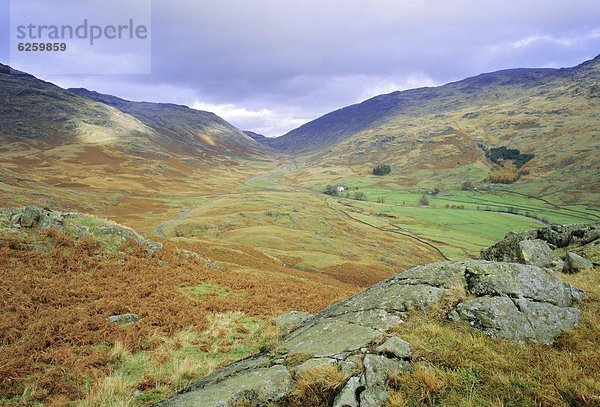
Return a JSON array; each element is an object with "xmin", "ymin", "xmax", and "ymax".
[
  {"xmin": 372, "ymin": 164, "xmax": 391, "ymax": 176},
  {"xmin": 487, "ymin": 146, "xmax": 534, "ymax": 168}
]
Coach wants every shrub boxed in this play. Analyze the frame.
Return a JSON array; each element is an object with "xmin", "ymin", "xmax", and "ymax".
[
  {"xmin": 419, "ymin": 195, "xmax": 429, "ymax": 206},
  {"xmin": 373, "ymin": 164, "xmax": 391, "ymax": 176},
  {"xmin": 353, "ymin": 192, "xmax": 367, "ymax": 201},
  {"xmin": 461, "ymin": 181, "xmax": 474, "ymax": 191}
]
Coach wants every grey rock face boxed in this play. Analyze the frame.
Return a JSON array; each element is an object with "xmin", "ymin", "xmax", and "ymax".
[
  {"xmin": 452, "ymin": 296, "xmax": 579, "ymax": 344},
  {"xmin": 333, "ymin": 376, "xmax": 361, "ymax": 407},
  {"xmin": 161, "ymin": 365, "xmax": 293, "ymax": 407},
  {"xmin": 108, "ymin": 313, "xmax": 140, "ymax": 324},
  {"xmin": 20, "ymin": 205, "xmax": 42, "ymax": 228},
  {"xmin": 563, "ymin": 252, "xmax": 593, "ymax": 274},
  {"xmin": 464, "ymin": 262, "xmax": 579, "ymax": 307},
  {"xmin": 518, "ymin": 239, "xmax": 555, "ymax": 267},
  {"xmin": 274, "ymin": 310, "xmax": 312, "ymax": 335}
]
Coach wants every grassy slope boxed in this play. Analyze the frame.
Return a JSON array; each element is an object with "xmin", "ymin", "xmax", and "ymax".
[
  {"xmin": 0, "ymin": 213, "xmax": 356, "ymax": 406},
  {"xmin": 269, "ymin": 57, "xmax": 600, "ymax": 206}
]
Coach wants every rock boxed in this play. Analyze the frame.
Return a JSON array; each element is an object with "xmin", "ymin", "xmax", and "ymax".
[
  {"xmin": 375, "ymin": 336, "xmax": 411, "ymax": 360},
  {"xmin": 163, "ymin": 258, "xmax": 583, "ymax": 405},
  {"xmin": 20, "ymin": 205, "xmax": 42, "ymax": 228},
  {"xmin": 204, "ymin": 260, "xmax": 221, "ymax": 270},
  {"xmin": 145, "ymin": 241, "xmax": 163, "ymax": 254},
  {"xmin": 339, "ymin": 354, "xmax": 363, "ymax": 376},
  {"xmin": 563, "ymin": 252, "xmax": 593, "ymax": 274},
  {"xmin": 464, "ymin": 262, "xmax": 579, "ymax": 307},
  {"xmin": 358, "ymin": 353, "xmax": 409, "ymax": 407},
  {"xmin": 39, "ymin": 211, "xmax": 65, "ymax": 231},
  {"xmin": 359, "ymin": 385, "xmax": 388, "ymax": 407},
  {"xmin": 275, "ymin": 311, "xmax": 312, "ymax": 336},
  {"xmin": 518, "ymin": 239, "xmax": 555, "ymax": 267},
  {"xmin": 282, "ymin": 319, "xmax": 380, "ymax": 357},
  {"xmin": 480, "ymin": 229, "xmax": 538, "ymax": 262},
  {"xmin": 107, "ymin": 313, "xmax": 140, "ymax": 324},
  {"xmin": 333, "ymin": 376, "xmax": 361, "ymax": 407},
  {"xmin": 159, "ymin": 365, "xmax": 293, "ymax": 406},
  {"xmin": 363, "ymin": 354, "xmax": 409, "ymax": 387},
  {"xmin": 10, "ymin": 213, "xmax": 22, "ymax": 228},
  {"xmin": 453, "ymin": 296, "xmax": 579, "ymax": 344}
]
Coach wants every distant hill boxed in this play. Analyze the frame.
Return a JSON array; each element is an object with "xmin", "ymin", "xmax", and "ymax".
[
  {"xmin": 268, "ymin": 56, "xmax": 600, "ymax": 204},
  {"xmin": 243, "ymin": 130, "xmax": 268, "ymax": 141},
  {"xmin": 0, "ymin": 63, "xmax": 271, "ymax": 213},
  {"xmin": 70, "ymin": 88, "xmax": 264, "ymax": 157},
  {"xmin": 0, "ymin": 63, "xmax": 163, "ymax": 155},
  {"xmin": 243, "ymin": 130, "xmax": 282, "ymax": 150}
]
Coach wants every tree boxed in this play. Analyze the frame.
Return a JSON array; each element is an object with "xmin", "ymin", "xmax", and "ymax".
[
  {"xmin": 323, "ymin": 185, "xmax": 338, "ymax": 196},
  {"xmin": 419, "ymin": 195, "xmax": 429, "ymax": 206},
  {"xmin": 373, "ymin": 164, "xmax": 391, "ymax": 176},
  {"xmin": 432, "ymin": 186, "xmax": 441, "ymax": 196}
]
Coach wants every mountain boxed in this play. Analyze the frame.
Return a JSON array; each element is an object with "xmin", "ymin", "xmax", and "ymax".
[
  {"xmin": 0, "ymin": 63, "xmax": 271, "ymax": 213},
  {"xmin": 0, "ymin": 63, "xmax": 162, "ymax": 154},
  {"xmin": 70, "ymin": 88, "xmax": 263, "ymax": 157},
  {"xmin": 267, "ymin": 56, "xmax": 600, "ymax": 204},
  {"xmin": 272, "ymin": 56, "xmax": 600, "ymax": 152}
]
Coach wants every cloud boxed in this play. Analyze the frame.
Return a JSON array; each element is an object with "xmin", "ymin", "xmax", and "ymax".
[
  {"xmin": 191, "ymin": 101, "xmax": 308, "ymax": 137},
  {"xmin": 510, "ymin": 29, "xmax": 600, "ymax": 49}
]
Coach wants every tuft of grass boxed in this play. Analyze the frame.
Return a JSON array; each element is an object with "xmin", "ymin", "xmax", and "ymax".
[
  {"xmin": 78, "ymin": 374, "xmax": 135, "ymax": 407},
  {"xmin": 286, "ymin": 365, "xmax": 350, "ymax": 407}
]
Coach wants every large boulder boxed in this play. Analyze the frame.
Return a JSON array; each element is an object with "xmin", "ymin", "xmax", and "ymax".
[{"xmin": 563, "ymin": 252, "xmax": 593, "ymax": 274}]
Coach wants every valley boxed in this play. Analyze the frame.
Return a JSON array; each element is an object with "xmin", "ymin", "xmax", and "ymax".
[{"xmin": 0, "ymin": 56, "xmax": 598, "ymax": 406}]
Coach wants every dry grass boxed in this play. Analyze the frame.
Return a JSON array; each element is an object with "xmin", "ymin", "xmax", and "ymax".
[
  {"xmin": 285, "ymin": 365, "xmax": 350, "ymax": 407},
  {"xmin": 0, "ymin": 227, "xmax": 352, "ymax": 405}
]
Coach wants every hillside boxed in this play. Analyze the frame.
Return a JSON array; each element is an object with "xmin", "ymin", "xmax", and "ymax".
[
  {"xmin": 0, "ymin": 63, "xmax": 161, "ymax": 154},
  {"xmin": 70, "ymin": 88, "xmax": 264, "ymax": 158},
  {"xmin": 265, "ymin": 56, "xmax": 600, "ymax": 204},
  {"xmin": 0, "ymin": 64, "xmax": 275, "ymax": 221}
]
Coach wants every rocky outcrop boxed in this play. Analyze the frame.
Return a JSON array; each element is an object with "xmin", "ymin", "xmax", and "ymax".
[
  {"xmin": 159, "ymin": 260, "xmax": 581, "ymax": 407},
  {"xmin": 1, "ymin": 205, "xmax": 163, "ymax": 253},
  {"xmin": 481, "ymin": 223, "xmax": 599, "ymax": 271}
]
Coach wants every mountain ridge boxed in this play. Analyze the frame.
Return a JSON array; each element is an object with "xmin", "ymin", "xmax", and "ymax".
[{"xmin": 267, "ymin": 55, "xmax": 599, "ymax": 152}]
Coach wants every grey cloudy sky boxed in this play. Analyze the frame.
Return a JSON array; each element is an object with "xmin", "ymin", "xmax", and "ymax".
[{"xmin": 1, "ymin": 0, "xmax": 599, "ymax": 136}]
